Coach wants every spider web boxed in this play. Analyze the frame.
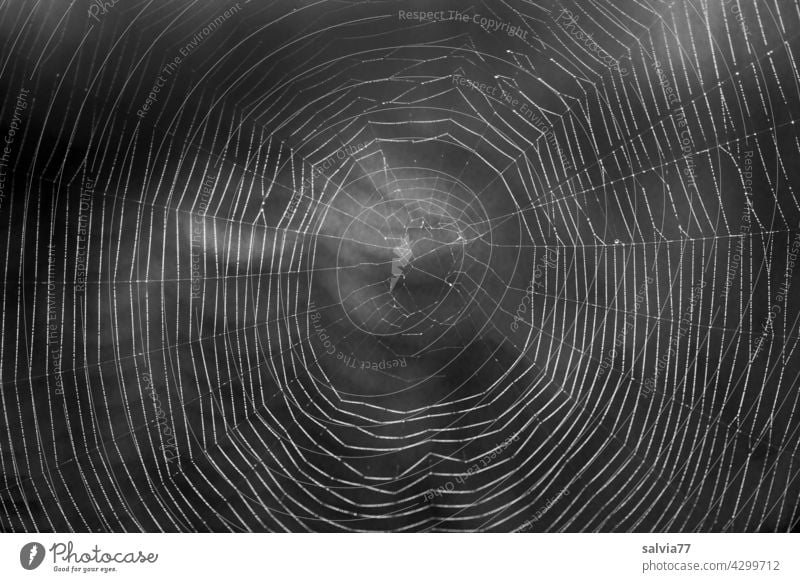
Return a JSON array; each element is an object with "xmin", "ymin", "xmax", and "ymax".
[{"xmin": 1, "ymin": 0, "xmax": 799, "ymax": 532}]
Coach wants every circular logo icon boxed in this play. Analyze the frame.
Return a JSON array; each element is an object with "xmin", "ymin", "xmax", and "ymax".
[{"xmin": 20, "ymin": 542, "xmax": 45, "ymax": 570}]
